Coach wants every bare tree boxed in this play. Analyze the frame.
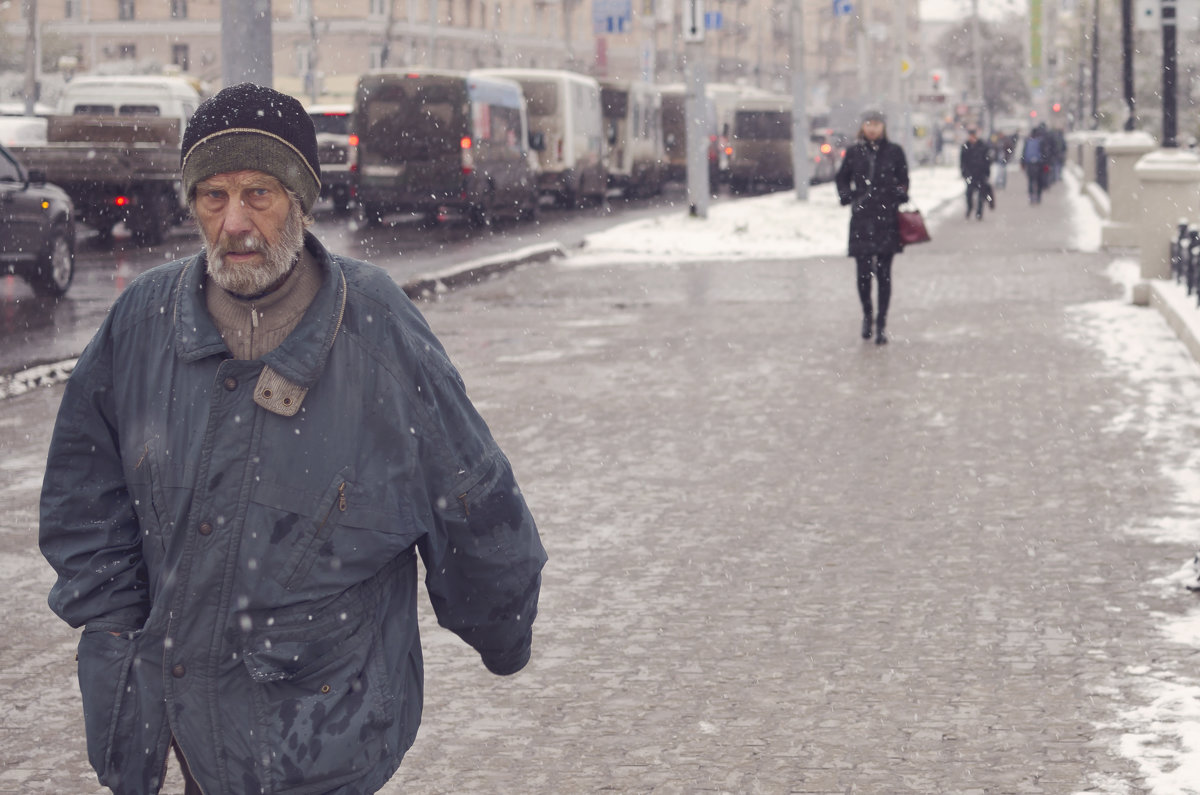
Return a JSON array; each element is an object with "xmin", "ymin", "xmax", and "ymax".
[{"xmin": 935, "ymin": 15, "xmax": 1031, "ymax": 124}]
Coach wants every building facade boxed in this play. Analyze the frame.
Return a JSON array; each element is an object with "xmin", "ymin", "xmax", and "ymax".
[{"xmin": 2, "ymin": 0, "xmax": 918, "ymax": 121}]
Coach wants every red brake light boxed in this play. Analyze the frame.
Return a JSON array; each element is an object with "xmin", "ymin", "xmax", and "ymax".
[
  {"xmin": 348, "ymin": 134, "xmax": 359, "ymax": 147},
  {"xmin": 724, "ymin": 146, "xmax": 732, "ymax": 156},
  {"xmin": 114, "ymin": 195, "xmax": 129, "ymax": 207},
  {"xmin": 460, "ymin": 136, "xmax": 472, "ymax": 150}
]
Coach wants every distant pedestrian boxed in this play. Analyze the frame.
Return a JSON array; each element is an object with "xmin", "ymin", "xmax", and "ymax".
[
  {"xmin": 994, "ymin": 132, "xmax": 1017, "ymax": 190},
  {"xmin": 960, "ymin": 127, "xmax": 992, "ymax": 220},
  {"xmin": 835, "ymin": 108, "xmax": 910, "ymax": 346},
  {"xmin": 1022, "ymin": 125, "xmax": 1047, "ymax": 204},
  {"xmin": 38, "ymin": 83, "xmax": 547, "ymax": 795}
]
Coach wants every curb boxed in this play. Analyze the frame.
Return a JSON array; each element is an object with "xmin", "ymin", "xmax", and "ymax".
[
  {"xmin": 402, "ymin": 241, "xmax": 566, "ymax": 300},
  {"xmin": 1148, "ymin": 278, "xmax": 1200, "ymax": 365},
  {"xmin": 1, "ymin": 242, "xmax": 567, "ymax": 399}
]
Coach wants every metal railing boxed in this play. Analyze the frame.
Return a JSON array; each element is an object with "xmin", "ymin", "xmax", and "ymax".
[{"xmin": 1170, "ymin": 220, "xmax": 1200, "ymax": 304}]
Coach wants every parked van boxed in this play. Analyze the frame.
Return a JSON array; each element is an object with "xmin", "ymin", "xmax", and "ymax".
[
  {"xmin": 706, "ymin": 83, "xmax": 769, "ymax": 185},
  {"xmin": 478, "ymin": 68, "xmax": 606, "ymax": 207},
  {"xmin": 727, "ymin": 94, "xmax": 794, "ymax": 194},
  {"xmin": 353, "ymin": 68, "xmax": 539, "ymax": 226},
  {"xmin": 599, "ymin": 78, "xmax": 664, "ymax": 198}
]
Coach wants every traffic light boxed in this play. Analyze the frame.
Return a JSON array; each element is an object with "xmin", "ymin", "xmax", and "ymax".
[
  {"xmin": 932, "ymin": 72, "xmax": 941, "ymax": 91},
  {"xmin": 1051, "ymin": 102, "xmax": 1062, "ymax": 113},
  {"xmin": 1029, "ymin": 110, "xmax": 1038, "ymax": 118}
]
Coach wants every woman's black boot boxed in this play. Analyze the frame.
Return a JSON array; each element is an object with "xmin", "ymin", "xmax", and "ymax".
[
  {"xmin": 875, "ymin": 317, "xmax": 888, "ymax": 345},
  {"xmin": 862, "ymin": 314, "xmax": 873, "ymax": 340}
]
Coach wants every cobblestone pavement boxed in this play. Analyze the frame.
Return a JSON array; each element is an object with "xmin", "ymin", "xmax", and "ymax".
[{"xmin": 2, "ymin": 176, "xmax": 1197, "ymax": 794}]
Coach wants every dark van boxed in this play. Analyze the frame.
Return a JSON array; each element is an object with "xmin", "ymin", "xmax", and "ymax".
[
  {"xmin": 353, "ymin": 69, "xmax": 540, "ymax": 226},
  {"xmin": 727, "ymin": 95, "xmax": 794, "ymax": 194}
]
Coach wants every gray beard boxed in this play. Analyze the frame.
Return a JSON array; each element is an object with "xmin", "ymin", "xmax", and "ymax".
[{"xmin": 203, "ymin": 203, "xmax": 306, "ymax": 297}]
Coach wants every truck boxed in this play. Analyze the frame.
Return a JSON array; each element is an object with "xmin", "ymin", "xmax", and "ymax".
[{"xmin": 7, "ymin": 76, "xmax": 203, "ymax": 245}]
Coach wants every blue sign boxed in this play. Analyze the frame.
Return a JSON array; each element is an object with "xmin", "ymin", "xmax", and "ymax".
[
  {"xmin": 833, "ymin": 0, "xmax": 852, "ymax": 16},
  {"xmin": 593, "ymin": 0, "xmax": 633, "ymax": 34}
]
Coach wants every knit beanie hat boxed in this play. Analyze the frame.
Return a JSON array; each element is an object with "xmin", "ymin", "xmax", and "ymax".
[
  {"xmin": 860, "ymin": 108, "xmax": 887, "ymax": 125},
  {"xmin": 181, "ymin": 83, "xmax": 321, "ymax": 212}
]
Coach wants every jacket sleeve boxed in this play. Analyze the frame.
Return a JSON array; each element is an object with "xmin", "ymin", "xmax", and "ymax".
[
  {"xmin": 39, "ymin": 323, "xmax": 150, "ymax": 633},
  {"xmin": 415, "ymin": 354, "xmax": 547, "ymax": 676},
  {"xmin": 960, "ymin": 144, "xmax": 969, "ymax": 178}
]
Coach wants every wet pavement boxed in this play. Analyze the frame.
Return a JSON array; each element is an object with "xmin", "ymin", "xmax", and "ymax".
[{"xmin": 1, "ymin": 174, "xmax": 1197, "ymax": 793}]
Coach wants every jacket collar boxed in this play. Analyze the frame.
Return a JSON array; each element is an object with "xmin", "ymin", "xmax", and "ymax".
[{"xmin": 173, "ymin": 232, "xmax": 347, "ymax": 389}]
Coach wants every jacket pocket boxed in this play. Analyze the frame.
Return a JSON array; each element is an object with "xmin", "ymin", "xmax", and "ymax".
[
  {"xmin": 126, "ymin": 440, "xmax": 172, "ymax": 557},
  {"xmin": 242, "ymin": 599, "xmax": 395, "ymax": 793},
  {"xmin": 77, "ymin": 628, "xmax": 139, "ymax": 787},
  {"xmin": 252, "ymin": 469, "xmax": 417, "ymax": 593}
]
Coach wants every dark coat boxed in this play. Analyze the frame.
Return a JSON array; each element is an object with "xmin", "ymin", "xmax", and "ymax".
[
  {"xmin": 835, "ymin": 137, "xmax": 910, "ymax": 257},
  {"xmin": 39, "ymin": 233, "xmax": 547, "ymax": 794},
  {"xmin": 960, "ymin": 139, "xmax": 992, "ymax": 182}
]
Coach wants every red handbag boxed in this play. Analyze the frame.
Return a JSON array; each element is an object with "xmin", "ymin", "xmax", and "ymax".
[{"xmin": 897, "ymin": 204, "xmax": 931, "ymax": 246}]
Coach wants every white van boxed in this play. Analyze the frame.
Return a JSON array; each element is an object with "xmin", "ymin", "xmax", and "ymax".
[
  {"xmin": 57, "ymin": 75, "xmax": 202, "ymax": 129},
  {"xmin": 598, "ymin": 78, "xmax": 664, "ymax": 198},
  {"xmin": 478, "ymin": 68, "xmax": 606, "ymax": 207}
]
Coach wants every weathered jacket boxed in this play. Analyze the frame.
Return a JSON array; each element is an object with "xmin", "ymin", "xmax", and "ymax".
[
  {"xmin": 835, "ymin": 138, "xmax": 910, "ymax": 256},
  {"xmin": 39, "ymin": 234, "xmax": 547, "ymax": 794}
]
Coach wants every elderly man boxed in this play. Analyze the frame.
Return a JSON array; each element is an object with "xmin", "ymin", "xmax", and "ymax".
[{"xmin": 39, "ymin": 83, "xmax": 547, "ymax": 795}]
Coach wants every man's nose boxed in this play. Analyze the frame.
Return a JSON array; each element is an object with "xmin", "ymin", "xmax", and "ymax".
[{"xmin": 221, "ymin": 197, "xmax": 255, "ymax": 236}]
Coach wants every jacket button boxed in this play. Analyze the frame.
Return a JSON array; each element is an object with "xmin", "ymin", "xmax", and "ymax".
[
  {"xmin": 171, "ymin": 664, "xmax": 186, "ymax": 678},
  {"xmin": 198, "ymin": 521, "xmax": 213, "ymax": 536},
  {"xmin": 223, "ymin": 376, "xmax": 238, "ymax": 391}
]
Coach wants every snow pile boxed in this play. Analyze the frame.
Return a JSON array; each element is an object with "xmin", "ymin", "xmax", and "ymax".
[{"xmin": 567, "ymin": 165, "xmax": 971, "ymax": 266}]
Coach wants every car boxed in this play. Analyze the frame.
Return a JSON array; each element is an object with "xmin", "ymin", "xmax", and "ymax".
[
  {"xmin": 307, "ymin": 103, "xmax": 355, "ymax": 213},
  {"xmin": 810, "ymin": 128, "xmax": 847, "ymax": 184},
  {"xmin": 0, "ymin": 141, "xmax": 75, "ymax": 297}
]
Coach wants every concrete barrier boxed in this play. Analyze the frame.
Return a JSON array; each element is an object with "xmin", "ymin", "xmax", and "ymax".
[
  {"xmin": 1102, "ymin": 131, "xmax": 1157, "ymax": 248},
  {"xmin": 1134, "ymin": 149, "xmax": 1200, "ymax": 279}
]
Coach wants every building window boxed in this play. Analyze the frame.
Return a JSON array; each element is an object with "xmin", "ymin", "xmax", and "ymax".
[
  {"xmin": 171, "ymin": 0, "xmax": 187, "ymax": 18},
  {"xmin": 369, "ymin": 0, "xmax": 388, "ymax": 16},
  {"xmin": 64, "ymin": 0, "xmax": 82, "ymax": 19},
  {"xmin": 295, "ymin": 0, "xmax": 312, "ymax": 18},
  {"xmin": 118, "ymin": 43, "xmax": 137, "ymax": 59},
  {"xmin": 172, "ymin": 44, "xmax": 189, "ymax": 71},
  {"xmin": 118, "ymin": 0, "xmax": 135, "ymax": 21}
]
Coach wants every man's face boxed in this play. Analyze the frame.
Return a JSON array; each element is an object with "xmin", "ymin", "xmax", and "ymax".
[
  {"xmin": 862, "ymin": 120, "xmax": 884, "ymax": 141},
  {"xmin": 968, "ymin": 130, "xmax": 978, "ymax": 142},
  {"xmin": 193, "ymin": 170, "xmax": 304, "ymax": 297}
]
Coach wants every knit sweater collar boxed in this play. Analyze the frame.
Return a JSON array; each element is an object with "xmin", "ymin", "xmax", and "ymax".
[{"xmin": 204, "ymin": 246, "xmax": 322, "ymax": 360}]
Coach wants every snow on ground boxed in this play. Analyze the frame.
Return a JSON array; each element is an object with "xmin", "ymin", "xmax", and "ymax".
[
  {"xmin": 566, "ymin": 164, "xmax": 970, "ymax": 266},
  {"xmin": 1060, "ymin": 172, "xmax": 1200, "ymax": 795}
]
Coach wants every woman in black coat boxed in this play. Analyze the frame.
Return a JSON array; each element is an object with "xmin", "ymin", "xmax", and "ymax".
[{"xmin": 835, "ymin": 109, "xmax": 910, "ymax": 345}]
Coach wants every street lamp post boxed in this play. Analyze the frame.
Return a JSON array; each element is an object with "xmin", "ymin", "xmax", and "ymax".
[{"xmin": 1161, "ymin": 0, "xmax": 1178, "ymax": 147}]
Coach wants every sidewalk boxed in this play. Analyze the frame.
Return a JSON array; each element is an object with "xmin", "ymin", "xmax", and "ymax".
[{"xmin": 4, "ymin": 167, "xmax": 1200, "ymax": 793}]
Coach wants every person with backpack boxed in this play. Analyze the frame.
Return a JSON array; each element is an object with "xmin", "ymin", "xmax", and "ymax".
[{"xmin": 1021, "ymin": 124, "xmax": 1047, "ymax": 204}]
